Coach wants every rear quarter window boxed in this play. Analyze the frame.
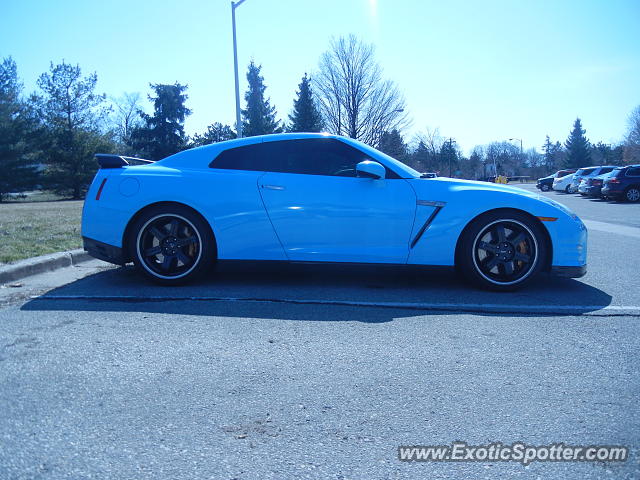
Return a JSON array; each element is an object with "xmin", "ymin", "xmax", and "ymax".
[{"xmin": 626, "ymin": 167, "xmax": 640, "ymax": 177}]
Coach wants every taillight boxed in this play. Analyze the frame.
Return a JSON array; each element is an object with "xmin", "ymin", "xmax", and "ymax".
[
  {"xmin": 608, "ymin": 178, "xmax": 620, "ymax": 184},
  {"xmin": 95, "ymin": 178, "xmax": 107, "ymax": 200}
]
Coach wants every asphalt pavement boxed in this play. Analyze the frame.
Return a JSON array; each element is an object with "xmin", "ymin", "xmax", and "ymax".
[{"xmin": 0, "ymin": 183, "xmax": 638, "ymax": 479}]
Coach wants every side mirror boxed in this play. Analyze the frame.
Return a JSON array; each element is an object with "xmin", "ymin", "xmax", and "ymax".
[{"xmin": 356, "ymin": 160, "xmax": 386, "ymax": 180}]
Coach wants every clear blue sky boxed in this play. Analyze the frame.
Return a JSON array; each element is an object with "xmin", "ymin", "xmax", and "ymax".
[{"xmin": 2, "ymin": 0, "xmax": 639, "ymax": 153}]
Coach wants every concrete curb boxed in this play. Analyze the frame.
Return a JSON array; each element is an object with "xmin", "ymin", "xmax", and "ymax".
[{"xmin": 0, "ymin": 249, "xmax": 92, "ymax": 285}]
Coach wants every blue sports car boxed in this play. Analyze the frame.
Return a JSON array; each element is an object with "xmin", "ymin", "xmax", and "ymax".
[{"xmin": 82, "ymin": 133, "xmax": 587, "ymax": 290}]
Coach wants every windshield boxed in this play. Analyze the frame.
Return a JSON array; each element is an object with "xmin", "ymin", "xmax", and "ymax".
[
  {"xmin": 576, "ymin": 168, "xmax": 596, "ymax": 176},
  {"xmin": 348, "ymin": 138, "xmax": 421, "ymax": 178}
]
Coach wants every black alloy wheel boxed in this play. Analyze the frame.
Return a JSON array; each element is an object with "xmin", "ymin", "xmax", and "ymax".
[
  {"xmin": 457, "ymin": 210, "xmax": 547, "ymax": 291},
  {"xmin": 131, "ymin": 205, "xmax": 215, "ymax": 285}
]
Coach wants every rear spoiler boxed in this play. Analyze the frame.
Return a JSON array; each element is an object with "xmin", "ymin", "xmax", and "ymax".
[{"xmin": 95, "ymin": 154, "xmax": 154, "ymax": 169}]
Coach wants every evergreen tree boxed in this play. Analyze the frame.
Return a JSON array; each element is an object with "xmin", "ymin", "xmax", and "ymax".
[
  {"xmin": 564, "ymin": 118, "xmax": 591, "ymax": 168},
  {"xmin": 131, "ymin": 83, "xmax": 191, "ymax": 160},
  {"xmin": 241, "ymin": 62, "xmax": 281, "ymax": 136},
  {"xmin": 190, "ymin": 122, "xmax": 236, "ymax": 147},
  {"xmin": 0, "ymin": 57, "xmax": 39, "ymax": 201},
  {"xmin": 35, "ymin": 61, "xmax": 113, "ymax": 199},
  {"xmin": 288, "ymin": 74, "xmax": 323, "ymax": 132},
  {"xmin": 378, "ymin": 129, "xmax": 407, "ymax": 160},
  {"xmin": 408, "ymin": 140, "xmax": 430, "ymax": 172},
  {"xmin": 542, "ymin": 135, "xmax": 564, "ymax": 171}
]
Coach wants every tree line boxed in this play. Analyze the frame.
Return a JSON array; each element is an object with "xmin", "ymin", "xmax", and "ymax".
[{"xmin": 1, "ymin": 35, "xmax": 639, "ymax": 201}]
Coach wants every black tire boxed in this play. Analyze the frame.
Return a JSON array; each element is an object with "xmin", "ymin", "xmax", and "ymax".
[
  {"xmin": 565, "ymin": 185, "xmax": 571, "ymax": 193},
  {"xmin": 624, "ymin": 186, "xmax": 640, "ymax": 203},
  {"xmin": 456, "ymin": 210, "xmax": 548, "ymax": 291},
  {"xmin": 129, "ymin": 205, "xmax": 215, "ymax": 285},
  {"xmin": 540, "ymin": 184, "xmax": 550, "ymax": 192}
]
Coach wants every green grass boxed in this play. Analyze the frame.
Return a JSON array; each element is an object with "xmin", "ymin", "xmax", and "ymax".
[{"xmin": 0, "ymin": 200, "xmax": 83, "ymax": 264}]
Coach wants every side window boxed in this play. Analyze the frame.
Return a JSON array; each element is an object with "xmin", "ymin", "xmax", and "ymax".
[
  {"xmin": 210, "ymin": 143, "xmax": 282, "ymax": 172},
  {"xmin": 600, "ymin": 167, "xmax": 613, "ymax": 175},
  {"xmin": 626, "ymin": 167, "xmax": 640, "ymax": 177},
  {"xmin": 266, "ymin": 138, "xmax": 401, "ymax": 178},
  {"xmin": 210, "ymin": 138, "xmax": 401, "ymax": 178}
]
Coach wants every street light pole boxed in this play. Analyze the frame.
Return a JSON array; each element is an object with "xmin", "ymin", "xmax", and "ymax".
[
  {"xmin": 509, "ymin": 137, "xmax": 523, "ymax": 155},
  {"xmin": 231, "ymin": 0, "xmax": 246, "ymax": 138}
]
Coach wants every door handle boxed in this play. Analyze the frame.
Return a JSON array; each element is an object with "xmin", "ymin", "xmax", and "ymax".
[{"xmin": 261, "ymin": 184, "xmax": 285, "ymax": 190}]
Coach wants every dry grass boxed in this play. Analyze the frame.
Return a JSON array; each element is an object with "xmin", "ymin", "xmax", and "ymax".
[{"xmin": 0, "ymin": 200, "xmax": 83, "ymax": 264}]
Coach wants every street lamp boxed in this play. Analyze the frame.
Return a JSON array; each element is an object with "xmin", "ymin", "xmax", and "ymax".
[
  {"xmin": 508, "ymin": 137, "xmax": 523, "ymax": 155},
  {"xmin": 231, "ymin": 0, "xmax": 247, "ymax": 138}
]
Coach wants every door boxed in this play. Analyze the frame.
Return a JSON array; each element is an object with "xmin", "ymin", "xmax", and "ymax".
[{"xmin": 257, "ymin": 138, "xmax": 416, "ymax": 263}]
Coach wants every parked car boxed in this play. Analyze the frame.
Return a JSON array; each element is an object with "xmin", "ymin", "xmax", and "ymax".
[
  {"xmin": 568, "ymin": 167, "xmax": 597, "ymax": 193},
  {"xmin": 582, "ymin": 171, "xmax": 615, "ymax": 198},
  {"xmin": 537, "ymin": 169, "xmax": 576, "ymax": 192},
  {"xmin": 82, "ymin": 133, "xmax": 587, "ymax": 291},
  {"xmin": 552, "ymin": 173, "xmax": 576, "ymax": 192},
  {"xmin": 577, "ymin": 166, "xmax": 618, "ymax": 195},
  {"xmin": 601, "ymin": 164, "xmax": 640, "ymax": 202}
]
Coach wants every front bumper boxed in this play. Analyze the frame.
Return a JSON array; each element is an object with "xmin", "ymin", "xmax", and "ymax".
[
  {"xmin": 83, "ymin": 237, "xmax": 125, "ymax": 265},
  {"xmin": 551, "ymin": 265, "xmax": 587, "ymax": 278}
]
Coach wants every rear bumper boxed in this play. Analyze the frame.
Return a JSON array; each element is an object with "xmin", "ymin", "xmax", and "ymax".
[
  {"xmin": 83, "ymin": 237, "xmax": 125, "ymax": 265},
  {"xmin": 551, "ymin": 265, "xmax": 587, "ymax": 278},
  {"xmin": 601, "ymin": 186, "xmax": 623, "ymax": 198},
  {"xmin": 584, "ymin": 186, "xmax": 602, "ymax": 196}
]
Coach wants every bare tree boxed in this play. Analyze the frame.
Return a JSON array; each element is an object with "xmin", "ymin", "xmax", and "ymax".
[
  {"xmin": 111, "ymin": 92, "xmax": 143, "ymax": 147},
  {"xmin": 414, "ymin": 127, "xmax": 444, "ymax": 156},
  {"xmin": 624, "ymin": 105, "xmax": 640, "ymax": 164},
  {"xmin": 315, "ymin": 35, "xmax": 408, "ymax": 146}
]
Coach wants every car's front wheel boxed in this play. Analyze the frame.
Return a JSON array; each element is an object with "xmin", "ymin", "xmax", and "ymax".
[
  {"xmin": 456, "ymin": 210, "xmax": 547, "ymax": 291},
  {"xmin": 130, "ymin": 205, "xmax": 215, "ymax": 285},
  {"xmin": 540, "ymin": 184, "xmax": 550, "ymax": 192}
]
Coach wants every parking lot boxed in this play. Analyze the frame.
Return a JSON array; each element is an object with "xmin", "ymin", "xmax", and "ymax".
[{"xmin": 0, "ymin": 183, "xmax": 638, "ymax": 479}]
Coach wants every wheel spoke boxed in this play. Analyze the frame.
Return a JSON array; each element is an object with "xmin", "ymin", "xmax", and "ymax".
[
  {"xmin": 502, "ymin": 261, "xmax": 514, "ymax": 276},
  {"xmin": 482, "ymin": 256, "xmax": 499, "ymax": 271},
  {"xmin": 514, "ymin": 252, "xmax": 530, "ymax": 263},
  {"xmin": 478, "ymin": 241, "xmax": 498, "ymax": 253},
  {"xmin": 150, "ymin": 226, "xmax": 167, "ymax": 241},
  {"xmin": 144, "ymin": 246, "xmax": 162, "ymax": 257},
  {"xmin": 169, "ymin": 219, "xmax": 180, "ymax": 236},
  {"xmin": 176, "ymin": 236, "xmax": 197, "ymax": 247},
  {"xmin": 161, "ymin": 255, "xmax": 176, "ymax": 271},
  {"xmin": 494, "ymin": 225, "xmax": 507, "ymax": 243},
  {"xmin": 510, "ymin": 232, "xmax": 526, "ymax": 245},
  {"xmin": 175, "ymin": 250, "xmax": 192, "ymax": 266}
]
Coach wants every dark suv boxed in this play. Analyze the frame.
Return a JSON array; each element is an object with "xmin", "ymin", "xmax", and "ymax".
[
  {"xmin": 536, "ymin": 169, "xmax": 576, "ymax": 192},
  {"xmin": 601, "ymin": 165, "xmax": 640, "ymax": 202}
]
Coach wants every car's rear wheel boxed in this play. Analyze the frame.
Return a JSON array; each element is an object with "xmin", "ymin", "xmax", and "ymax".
[
  {"xmin": 456, "ymin": 210, "xmax": 547, "ymax": 291},
  {"xmin": 625, "ymin": 186, "xmax": 640, "ymax": 203},
  {"xmin": 130, "ymin": 205, "xmax": 215, "ymax": 285}
]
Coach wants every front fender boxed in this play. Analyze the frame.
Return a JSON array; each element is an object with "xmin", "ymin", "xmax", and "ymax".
[{"xmin": 406, "ymin": 180, "xmax": 587, "ymax": 268}]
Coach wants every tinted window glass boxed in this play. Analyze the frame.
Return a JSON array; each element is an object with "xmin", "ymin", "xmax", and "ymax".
[
  {"xmin": 626, "ymin": 167, "xmax": 640, "ymax": 177},
  {"xmin": 210, "ymin": 143, "xmax": 276, "ymax": 171},
  {"xmin": 599, "ymin": 167, "xmax": 614, "ymax": 175},
  {"xmin": 211, "ymin": 138, "xmax": 400, "ymax": 178}
]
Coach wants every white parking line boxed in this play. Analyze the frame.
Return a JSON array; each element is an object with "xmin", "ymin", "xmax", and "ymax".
[
  {"xmin": 583, "ymin": 220, "xmax": 640, "ymax": 239},
  {"xmin": 36, "ymin": 295, "xmax": 640, "ymax": 316}
]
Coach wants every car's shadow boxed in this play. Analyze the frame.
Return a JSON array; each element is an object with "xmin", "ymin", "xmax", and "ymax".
[{"xmin": 20, "ymin": 262, "xmax": 612, "ymax": 322}]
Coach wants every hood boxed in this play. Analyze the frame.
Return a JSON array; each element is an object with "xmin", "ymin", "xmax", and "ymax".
[{"xmin": 417, "ymin": 176, "xmax": 539, "ymax": 197}]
